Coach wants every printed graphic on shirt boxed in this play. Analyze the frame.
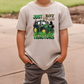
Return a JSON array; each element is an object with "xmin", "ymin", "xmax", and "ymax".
[{"xmin": 33, "ymin": 14, "xmax": 55, "ymax": 39}]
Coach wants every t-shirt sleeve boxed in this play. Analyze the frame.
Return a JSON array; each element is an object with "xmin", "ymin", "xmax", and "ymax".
[
  {"xmin": 16, "ymin": 8, "xmax": 27, "ymax": 31},
  {"xmin": 59, "ymin": 7, "xmax": 73, "ymax": 30}
]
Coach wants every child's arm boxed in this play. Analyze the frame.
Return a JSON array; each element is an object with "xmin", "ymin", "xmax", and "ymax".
[
  {"xmin": 53, "ymin": 29, "xmax": 68, "ymax": 63},
  {"xmin": 16, "ymin": 30, "xmax": 33, "ymax": 64}
]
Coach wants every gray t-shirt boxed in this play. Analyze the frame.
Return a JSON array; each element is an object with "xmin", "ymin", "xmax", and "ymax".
[{"xmin": 16, "ymin": 1, "xmax": 73, "ymax": 70}]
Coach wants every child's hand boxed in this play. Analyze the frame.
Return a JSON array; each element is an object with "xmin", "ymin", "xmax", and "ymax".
[
  {"xmin": 53, "ymin": 55, "xmax": 65, "ymax": 64},
  {"xmin": 21, "ymin": 55, "xmax": 33, "ymax": 64}
]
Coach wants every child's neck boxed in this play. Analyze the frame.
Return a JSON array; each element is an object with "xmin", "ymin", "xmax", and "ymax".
[{"xmin": 34, "ymin": 0, "xmax": 54, "ymax": 7}]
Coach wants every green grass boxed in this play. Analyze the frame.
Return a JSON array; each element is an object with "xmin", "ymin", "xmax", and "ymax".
[
  {"xmin": 56, "ymin": 0, "xmax": 84, "ymax": 7},
  {"xmin": 33, "ymin": 32, "xmax": 54, "ymax": 39},
  {"xmin": 0, "ymin": 0, "xmax": 84, "ymax": 14},
  {"xmin": 0, "ymin": 0, "xmax": 34, "ymax": 14}
]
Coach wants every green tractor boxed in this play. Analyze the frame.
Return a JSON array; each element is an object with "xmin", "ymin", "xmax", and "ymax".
[{"xmin": 33, "ymin": 20, "xmax": 54, "ymax": 34}]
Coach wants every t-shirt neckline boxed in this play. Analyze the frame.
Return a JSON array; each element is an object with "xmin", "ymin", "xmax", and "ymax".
[{"xmin": 31, "ymin": 1, "xmax": 56, "ymax": 9}]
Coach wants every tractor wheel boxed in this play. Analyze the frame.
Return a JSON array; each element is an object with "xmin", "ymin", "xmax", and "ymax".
[
  {"xmin": 33, "ymin": 27, "xmax": 39, "ymax": 33},
  {"xmin": 41, "ymin": 27, "xmax": 49, "ymax": 34}
]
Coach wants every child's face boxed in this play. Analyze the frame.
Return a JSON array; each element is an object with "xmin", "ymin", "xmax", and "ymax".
[
  {"xmin": 35, "ymin": 0, "xmax": 51, "ymax": 3},
  {"xmin": 36, "ymin": 0, "xmax": 51, "ymax": 2}
]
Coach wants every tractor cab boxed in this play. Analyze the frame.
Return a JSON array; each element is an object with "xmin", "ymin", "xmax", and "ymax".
[{"xmin": 33, "ymin": 20, "xmax": 54, "ymax": 34}]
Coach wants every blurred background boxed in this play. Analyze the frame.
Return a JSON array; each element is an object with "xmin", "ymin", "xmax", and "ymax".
[{"xmin": 0, "ymin": 0, "xmax": 84, "ymax": 84}]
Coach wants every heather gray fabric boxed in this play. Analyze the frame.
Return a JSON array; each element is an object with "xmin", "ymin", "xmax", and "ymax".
[
  {"xmin": 23, "ymin": 61, "xmax": 67, "ymax": 84},
  {"xmin": 16, "ymin": 1, "xmax": 73, "ymax": 70}
]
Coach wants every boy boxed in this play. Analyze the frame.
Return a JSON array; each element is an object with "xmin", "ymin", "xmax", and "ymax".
[{"xmin": 16, "ymin": 0, "xmax": 73, "ymax": 84}]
